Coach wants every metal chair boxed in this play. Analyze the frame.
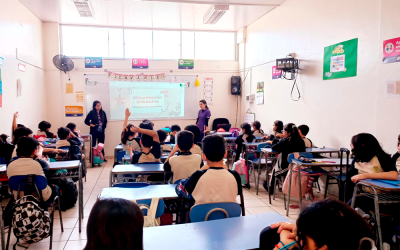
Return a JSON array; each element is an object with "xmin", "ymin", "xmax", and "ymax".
[
  {"xmin": 7, "ymin": 175, "xmax": 63, "ymax": 250},
  {"xmin": 248, "ymin": 143, "xmax": 273, "ymax": 190},
  {"xmin": 190, "ymin": 202, "xmax": 241, "ymax": 222}
]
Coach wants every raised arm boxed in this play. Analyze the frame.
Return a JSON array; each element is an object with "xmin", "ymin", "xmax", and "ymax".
[
  {"xmin": 12, "ymin": 112, "xmax": 19, "ymax": 132},
  {"xmin": 122, "ymin": 108, "xmax": 131, "ymax": 131},
  {"xmin": 132, "ymin": 126, "xmax": 159, "ymax": 143}
]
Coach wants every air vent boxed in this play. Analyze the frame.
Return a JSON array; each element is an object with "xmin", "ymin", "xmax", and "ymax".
[
  {"xmin": 203, "ymin": 5, "xmax": 229, "ymax": 24},
  {"xmin": 73, "ymin": 0, "xmax": 93, "ymax": 18}
]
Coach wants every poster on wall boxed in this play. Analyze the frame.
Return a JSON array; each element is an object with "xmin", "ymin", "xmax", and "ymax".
[
  {"xmin": 323, "ymin": 38, "xmax": 358, "ymax": 80},
  {"xmin": 383, "ymin": 37, "xmax": 400, "ymax": 64},
  {"xmin": 203, "ymin": 78, "xmax": 213, "ymax": 104},
  {"xmin": 65, "ymin": 106, "xmax": 83, "ymax": 117},
  {"xmin": 178, "ymin": 59, "xmax": 194, "ymax": 69},
  {"xmin": 85, "ymin": 57, "xmax": 102, "ymax": 68},
  {"xmin": 76, "ymin": 91, "xmax": 84, "ymax": 102},
  {"xmin": 0, "ymin": 69, "xmax": 2, "ymax": 107},
  {"xmin": 66, "ymin": 83, "xmax": 73, "ymax": 94},
  {"xmin": 244, "ymin": 113, "xmax": 255, "ymax": 126},
  {"xmin": 256, "ymin": 82, "xmax": 264, "ymax": 105},
  {"xmin": 272, "ymin": 66, "xmax": 282, "ymax": 79},
  {"xmin": 386, "ymin": 80, "xmax": 400, "ymax": 97},
  {"xmin": 132, "ymin": 58, "xmax": 149, "ymax": 69}
]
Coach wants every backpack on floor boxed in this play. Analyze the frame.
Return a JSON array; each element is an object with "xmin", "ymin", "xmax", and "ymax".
[
  {"xmin": 232, "ymin": 157, "xmax": 249, "ymax": 185},
  {"xmin": 58, "ymin": 177, "xmax": 78, "ymax": 211},
  {"xmin": 11, "ymin": 195, "xmax": 51, "ymax": 244}
]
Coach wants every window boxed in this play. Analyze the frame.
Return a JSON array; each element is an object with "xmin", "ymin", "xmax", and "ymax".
[
  {"xmin": 153, "ymin": 30, "xmax": 180, "ymax": 59},
  {"xmin": 195, "ymin": 32, "xmax": 235, "ymax": 60},
  {"xmin": 61, "ymin": 25, "xmax": 236, "ymax": 60},
  {"xmin": 124, "ymin": 30, "xmax": 153, "ymax": 59}
]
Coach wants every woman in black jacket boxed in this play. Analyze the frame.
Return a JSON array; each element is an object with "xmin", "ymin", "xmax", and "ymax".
[{"xmin": 85, "ymin": 100, "xmax": 108, "ymax": 159}]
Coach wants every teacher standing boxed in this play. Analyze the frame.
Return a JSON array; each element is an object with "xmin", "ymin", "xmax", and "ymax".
[
  {"xmin": 85, "ymin": 100, "xmax": 108, "ymax": 160},
  {"xmin": 196, "ymin": 100, "xmax": 211, "ymax": 143}
]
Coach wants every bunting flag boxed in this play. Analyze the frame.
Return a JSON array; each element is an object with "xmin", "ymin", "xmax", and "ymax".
[
  {"xmin": 136, "ymin": 75, "xmax": 141, "ymax": 81},
  {"xmin": 107, "ymin": 71, "xmax": 113, "ymax": 78},
  {"xmin": 149, "ymin": 75, "xmax": 154, "ymax": 81},
  {"xmin": 143, "ymin": 75, "xmax": 148, "ymax": 81},
  {"xmin": 129, "ymin": 75, "xmax": 134, "ymax": 81},
  {"xmin": 156, "ymin": 74, "xmax": 161, "ymax": 80},
  {"xmin": 124, "ymin": 75, "xmax": 129, "ymax": 81}
]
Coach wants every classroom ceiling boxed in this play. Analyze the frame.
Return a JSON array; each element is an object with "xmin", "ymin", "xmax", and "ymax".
[{"xmin": 19, "ymin": 0, "xmax": 286, "ymax": 31}]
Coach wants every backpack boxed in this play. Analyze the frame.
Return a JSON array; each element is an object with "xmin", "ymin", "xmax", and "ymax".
[
  {"xmin": 230, "ymin": 128, "xmax": 240, "ymax": 137},
  {"xmin": 57, "ymin": 178, "xmax": 78, "ymax": 211},
  {"xmin": 11, "ymin": 195, "xmax": 51, "ymax": 244},
  {"xmin": 175, "ymin": 179, "xmax": 193, "ymax": 200},
  {"xmin": 232, "ymin": 157, "xmax": 249, "ymax": 184}
]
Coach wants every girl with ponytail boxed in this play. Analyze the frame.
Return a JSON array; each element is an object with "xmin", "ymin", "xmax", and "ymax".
[{"xmin": 234, "ymin": 123, "xmax": 256, "ymax": 161}]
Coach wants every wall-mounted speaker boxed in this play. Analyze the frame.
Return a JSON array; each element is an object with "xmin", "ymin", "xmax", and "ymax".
[{"xmin": 231, "ymin": 76, "xmax": 241, "ymax": 95}]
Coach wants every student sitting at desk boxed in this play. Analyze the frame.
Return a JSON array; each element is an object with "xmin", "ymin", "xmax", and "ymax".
[
  {"xmin": 164, "ymin": 131, "xmax": 203, "ymax": 183},
  {"xmin": 56, "ymin": 127, "xmax": 82, "ymax": 148},
  {"xmin": 184, "ymin": 125, "xmax": 202, "ymax": 155},
  {"xmin": 157, "ymin": 129, "xmax": 172, "ymax": 152},
  {"xmin": 252, "ymin": 120, "xmax": 265, "ymax": 137},
  {"xmin": 298, "ymin": 124, "xmax": 314, "ymax": 148},
  {"xmin": 391, "ymin": 134, "xmax": 400, "ymax": 173},
  {"xmin": 262, "ymin": 120, "xmax": 284, "ymax": 144},
  {"xmin": 121, "ymin": 108, "xmax": 141, "ymax": 153},
  {"xmin": 169, "ymin": 124, "xmax": 181, "ymax": 144},
  {"xmin": 234, "ymin": 123, "xmax": 255, "ymax": 161},
  {"xmin": 66, "ymin": 122, "xmax": 81, "ymax": 138},
  {"xmin": 7, "ymin": 137, "xmax": 58, "ymax": 203},
  {"xmin": 185, "ymin": 134, "xmax": 242, "ymax": 205},
  {"xmin": 37, "ymin": 121, "xmax": 57, "ymax": 138},
  {"xmin": 84, "ymin": 198, "xmax": 144, "ymax": 250},
  {"xmin": 129, "ymin": 127, "xmax": 161, "ymax": 164}
]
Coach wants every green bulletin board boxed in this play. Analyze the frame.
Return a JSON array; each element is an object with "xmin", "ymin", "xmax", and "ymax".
[{"xmin": 323, "ymin": 38, "xmax": 358, "ymax": 80}]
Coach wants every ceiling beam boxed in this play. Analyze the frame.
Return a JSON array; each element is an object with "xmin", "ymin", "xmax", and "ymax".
[{"xmin": 139, "ymin": 0, "xmax": 281, "ymax": 6}]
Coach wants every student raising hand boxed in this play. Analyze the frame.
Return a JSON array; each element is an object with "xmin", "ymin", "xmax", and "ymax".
[{"xmin": 125, "ymin": 108, "xmax": 131, "ymax": 118}]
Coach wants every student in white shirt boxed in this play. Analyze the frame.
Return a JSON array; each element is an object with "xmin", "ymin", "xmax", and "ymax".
[{"xmin": 298, "ymin": 124, "xmax": 314, "ymax": 148}]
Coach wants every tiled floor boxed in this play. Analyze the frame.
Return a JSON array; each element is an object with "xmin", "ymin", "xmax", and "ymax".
[{"xmin": 2, "ymin": 159, "xmax": 331, "ymax": 250}]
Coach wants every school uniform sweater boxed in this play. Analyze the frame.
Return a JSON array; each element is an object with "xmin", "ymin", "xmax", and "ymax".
[
  {"xmin": 122, "ymin": 137, "xmax": 142, "ymax": 153},
  {"xmin": 163, "ymin": 152, "xmax": 203, "ymax": 183},
  {"xmin": 131, "ymin": 141, "xmax": 161, "ymax": 164},
  {"xmin": 56, "ymin": 137, "xmax": 81, "ymax": 148},
  {"xmin": 160, "ymin": 143, "xmax": 172, "ymax": 152},
  {"xmin": 37, "ymin": 130, "xmax": 54, "ymax": 138},
  {"xmin": 185, "ymin": 167, "xmax": 242, "ymax": 205},
  {"xmin": 252, "ymin": 130, "xmax": 264, "ymax": 138},
  {"xmin": 303, "ymin": 137, "xmax": 314, "ymax": 148},
  {"xmin": 190, "ymin": 144, "xmax": 202, "ymax": 155}
]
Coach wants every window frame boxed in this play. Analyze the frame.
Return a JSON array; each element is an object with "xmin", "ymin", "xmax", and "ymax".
[{"xmin": 60, "ymin": 24, "xmax": 237, "ymax": 61}]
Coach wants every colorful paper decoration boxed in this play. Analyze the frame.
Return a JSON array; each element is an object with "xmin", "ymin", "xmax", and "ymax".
[{"xmin": 195, "ymin": 78, "xmax": 200, "ymax": 87}]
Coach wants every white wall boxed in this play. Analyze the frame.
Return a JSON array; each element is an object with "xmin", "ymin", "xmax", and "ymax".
[
  {"xmin": 240, "ymin": 0, "xmax": 400, "ymax": 152},
  {"xmin": 45, "ymin": 57, "xmax": 239, "ymax": 157},
  {"xmin": 0, "ymin": 0, "xmax": 46, "ymax": 135}
]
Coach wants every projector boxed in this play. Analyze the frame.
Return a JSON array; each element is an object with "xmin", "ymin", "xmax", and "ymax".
[{"xmin": 276, "ymin": 58, "xmax": 299, "ymax": 72}]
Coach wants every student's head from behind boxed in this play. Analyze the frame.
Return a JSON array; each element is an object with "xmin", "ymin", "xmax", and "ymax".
[
  {"xmin": 202, "ymin": 134, "xmax": 226, "ymax": 163},
  {"xmin": 0, "ymin": 134, "xmax": 9, "ymax": 144},
  {"xmin": 184, "ymin": 125, "xmax": 201, "ymax": 143},
  {"xmin": 66, "ymin": 123, "xmax": 77, "ymax": 132},
  {"xmin": 157, "ymin": 129, "xmax": 168, "ymax": 143},
  {"xmin": 16, "ymin": 137, "xmax": 39, "ymax": 157},
  {"xmin": 296, "ymin": 198, "xmax": 374, "ymax": 250},
  {"xmin": 171, "ymin": 124, "xmax": 181, "ymax": 136},
  {"xmin": 38, "ymin": 121, "xmax": 51, "ymax": 132},
  {"xmin": 177, "ymin": 131, "xmax": 194, "ymax": 151},
  {"xmin": 241, "ymin": 123, "xmax": 252, "ymax": 136},
  {"xmin": 253, "ymin": 121, "xmax": 261, "ymax": 131},
  {"xmin": 351, "ymin": 133, "xmax": 388, "ymax": 163},
  {"xmin": 273, "ymin": 120, "xmax": 284, "ymax": 133},
  {"xmin": 92, "ymin": 100, "xmax": 102, "ymax": 111},
  {"xmin": 139, "ymin": 120, "xmax": 153, "ymax": 131},
  {"xmin": 57, "ymin": 127, "xmax": 71, "ymax": 140},
  {"xmin": 283, "ymin": 123, "xmax": 302, "ymax": 142},
  {"xmin": 121, "ymin": 124, "xmax": 137, "ymax": 144},
  {"xmin": 12, "ymin": 127, "xmax": 33, "ymax": 145},
  {"xmin": 84, "ymin": 198, "xmax": 144, "ymax": 250},
  {"xmin": 298, "ymin": 125, "xmax": 309, "ymax": 138},
  {"xmin": 140, "ymin": 134, "xmax": 154, "ymax": 148}
]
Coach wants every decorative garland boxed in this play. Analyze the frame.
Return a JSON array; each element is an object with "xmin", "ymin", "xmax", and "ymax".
[{"xmin": 106, "ymin": 71, "xmax": 166, "ymax": 81}]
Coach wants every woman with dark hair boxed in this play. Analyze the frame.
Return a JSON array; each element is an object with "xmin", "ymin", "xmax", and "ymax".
[
  {"xmin": 259, "ymin": 198, "xmax": 375, "ymax": 250},
  {"xmin": 196, "ymin": 100, "xmax": 211, "ymax": 143},
  {"xmin": 85, "ymin": 100, "xmax": 108, "ymax": 159},
  {"xmin": 84, "ymin": 198, "xmax": 144, "ymax": 250},
  {"xmin": 234, "ymin": 123, "xmax": 256, "ymax": 161}
]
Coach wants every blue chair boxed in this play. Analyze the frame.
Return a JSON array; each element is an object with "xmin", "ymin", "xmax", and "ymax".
[
  {"xmin": 190, "ymin": 202, "xmax": 241, "ymax": 222},
  {"xmin": 113, "ymin": 182, "xmax": 149, "ymax": 188},
  {"xmin": 0, "ymin": 157, "xmax": 6, "ymax": 164},
  {"xmin": 117, "ymin": 150, "xmax": 126, "ymax": 163},
  {"xmin": 136, "ymin": 198, "xmax": 165, "ymax": 218},
  {"xmin": 248, "ymin": 143, "xmax": 273, "ymax": 190},
  {"xmin": 7, "ymin": 175, "xmax": 63, "ymax": 250}
]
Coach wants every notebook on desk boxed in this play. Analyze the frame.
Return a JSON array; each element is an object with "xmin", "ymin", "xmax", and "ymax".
[{"xmin": 375, "ymin": 179, "xmax": 400, "ymax": 186}]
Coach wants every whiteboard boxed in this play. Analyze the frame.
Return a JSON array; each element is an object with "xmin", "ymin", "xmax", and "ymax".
[{"xmin": 84, "ymin": 74, "xmax": 199, "ymax": 120}]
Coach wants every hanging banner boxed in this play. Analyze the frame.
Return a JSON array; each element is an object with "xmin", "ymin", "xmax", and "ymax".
[
  {"xmin": 132, "ymin": 58, "xmax": 149, "ymax": 69},
  {"xmin": 65, "ymin": 106, "xmax": 83, "ymax": 117},
  {"xmin": 203, "ymin": 78, "xmax": 213, "ymax": 104},
  {"xmin": 323, "ymin": 38, "xmax": 358, "ymax": 80},
  {"xmin": 178, "ymin": 59, "xmax": 194, "ymax": 69},
  {"xmin": 383, "ymin": 37, "xmax": 400, "ymax": 64},
  {"xmin": 272, "ymin": 66, "xmax": 282, "ymax": 79},
  {"xmin": 85, "ymin": 57, "xmax": 103, "ymax": 68}
]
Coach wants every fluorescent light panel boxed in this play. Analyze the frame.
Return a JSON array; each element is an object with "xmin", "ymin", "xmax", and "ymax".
[
  {"xmin": 203, "ymin": 5, "xmax": 229, "ymax": 24},
  {"xmin": 73, "ymin": 0, "xmax": 94, "ymax": 18}
]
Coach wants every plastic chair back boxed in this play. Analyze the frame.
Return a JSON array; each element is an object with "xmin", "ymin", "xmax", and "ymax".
[
  {"xmin": 212, "ymin": 118, "xmax": 230, "ymax": 131},
  {"xmin": 287, "ymin": 152, "xmax": 313, "ymax": 163},
  {"xmin": 9, "ymin": 175, "xmax": 48, "ymax": 192},
  {"xmin": 113, "ymin": 183, "xmax": 149, "ymax": 188},
  {"xmin": 257, "ymin": 143, "xmax": 272, "ymax": 152},
  {"xmin": 136, "ymin": 199, "xmax": 165, "ymax": 218},
  {"xmin": 117, "ymin": 151, "xmax": 126, "ymax": 163},
  {"xmin": 190, "ymin": 202, "xmax": 241, "ymax": 222}
]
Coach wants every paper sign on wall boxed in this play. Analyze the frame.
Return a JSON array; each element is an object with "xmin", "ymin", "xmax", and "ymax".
[
  {"xmin": 85, "ymin": 57, "xmax": 103, "ymax": 68},
  {"xmin": 323, "ymin": 38, "xmax": 358, "ymax": 80},
  {"xmin": 132, "ymin": 58, "xmax": 149, "ymax": 69},
  {"xmin": 244, "ymin": 113, "xmax": 255, "ymax": 126},
  {"xmin": 203, "ymin": 78, "xmax": 213, "ymax": 104},
  {"xmin": 65, "ymin": 106, "xmax": 83, "ymax": 117},
  {"xmin": 18, "ymin": 63, "xmax": 25, "ymax": 72},
  {"xmin": 256, "ymin": 82, "xmax": 264, "ymax": 105},
  {"xmin": 66, "ymin": 83, "xmax": 73, "ymax": 94},
  {"xmin": 272, "ymin": 66, "xmax": 282, "ymax": 79},
  {"xmin": 386, "ymin": 80, "xmax": 400, "ymax": 97},
  {"xmin": 383, "ymin": 37, "xmax": 400, "ymax": 64},
  {"xmin": 178, "ymin": 59, "xmax": 194, "ymax": 69},
  {"xmin": 76, "ymin": 91, "xmax": 84, "ymax": 102}
]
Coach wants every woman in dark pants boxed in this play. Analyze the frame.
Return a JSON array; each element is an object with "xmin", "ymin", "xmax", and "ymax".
[{"xmin": 85, "ymin": 100, "xmax": 108, "ymax": 161}]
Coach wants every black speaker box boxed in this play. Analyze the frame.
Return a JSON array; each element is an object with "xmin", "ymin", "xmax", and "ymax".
[{"xmin": 231, "ymin": 76, "xmax": 241, "ymax": 95}]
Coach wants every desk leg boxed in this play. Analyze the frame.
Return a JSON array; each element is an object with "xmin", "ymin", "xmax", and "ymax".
[
  {"xmin": 0, "ymin": 200, "xmax": 5, "ymax": 250},
  {"xmin": 266, "ymin": 152, "xmax": 271, "ymax": 204},
  {"xmin": 339, "ymin": 164, "xmax": 343, "ymax": 201},
  {"xmin": 298, "ymin": 164, "xmax": 302, "ymax": 208},
  {"xmin": 256, "ymin": 151, "xmax": 262, "ymax": 195},
  {"xmin": 287, "ymin": 164, "xmax": 293, "ymax": 217},
  {"xmin": 373, "ymin": 187, "xmax": 383, "ymax": 250},
  {"xmin": 78, "ymin": 164, "xmax": 83, "ymax": 233},
  {"xmin": 109, "ymin": 169, "xmax": 113, "ymax": 187},
  {"xmin": 240, "ymin": 193, "xmax": 245, "ymax": 216}
]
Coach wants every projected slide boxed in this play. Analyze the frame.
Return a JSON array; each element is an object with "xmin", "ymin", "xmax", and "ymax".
[{"xmin": 109, "ymin": 81, "xmax": 185, "ymax": 120}]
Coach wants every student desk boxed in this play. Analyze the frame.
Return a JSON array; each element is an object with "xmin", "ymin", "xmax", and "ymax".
[
  {"xmin": 351, "ymin": 179, "xmax": 400, "ymax": 250},
  {"xmin": 143, "ymin": 212, "xmax": 288, "ymax": 250},
  {"xmin": 289, "ymin": 157, "xmax": 349, "ymax": 216},
  {"xmin": 215, "ymin": 132, "xmax": 232, "ymax": 137},
  {"xmin": 110, "ymin": 164, "xmax": 170, "ymax": 186},
  {"xmin": 99, "ymin": 184, "xmax": 178, "ymax": 200},
  {"xmin": 47, "ymin": 160, "xmax": 84, "ymax": 232}
]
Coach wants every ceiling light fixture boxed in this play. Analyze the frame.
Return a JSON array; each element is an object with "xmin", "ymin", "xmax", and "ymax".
[
  {"xmin": 203, "ymin": 5, "xmax": 229, "ymax": 24},
  {"xmin": 73, "ymin": 0, "xmax": 94, "ymax": 18}
]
